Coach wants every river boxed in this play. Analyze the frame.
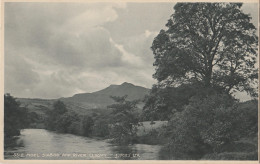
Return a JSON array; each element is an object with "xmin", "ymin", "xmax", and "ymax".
[{"xmin": 4, "ymin": 129, "xmax": 162, "ymax": 160}]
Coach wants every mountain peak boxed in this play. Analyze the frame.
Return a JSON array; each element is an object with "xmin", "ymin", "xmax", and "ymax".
[
  {"xmin": 66, "ymin": 82, "xmax": 150, "ymax": 108},
  {"xmin": 108, "ymin": 82, "xmax": 135, "ymax": 88},
  {"xmin": 121, "ymin": 82, "xmax": 134, "ymax": 86}
]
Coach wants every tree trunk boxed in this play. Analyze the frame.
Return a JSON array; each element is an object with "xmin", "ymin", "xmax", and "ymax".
[{"xmin": 204, "ymin": 65, "xmax": 213, "ymax": 87}]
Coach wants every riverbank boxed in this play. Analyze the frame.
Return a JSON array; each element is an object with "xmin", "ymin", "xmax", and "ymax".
[
  {"xmin": 36, "ymin": 120, "xmax": 169, "ymax": 145},
  {"xmin": 4, "ymin": 136, "xmax": 23, "ymax": 149}
]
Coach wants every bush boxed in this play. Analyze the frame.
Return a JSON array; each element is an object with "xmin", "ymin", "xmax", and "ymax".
[
  {"xmin": 79, "ymin": 115, "xmax": 94, "ymax": 137},
  {"xmin": 55, "ymin": 111, "xmax": 80, "ymax": 133},
  {"xmin": 92, "ymin": 118, "xmax": 110, "ymax": 138},
  {"xmin": 136, "ymin": 126, "xmax": 168, "ymax": 145},
  {"xmin": 45, "ymin": 100, "xmax": 98, "ymax": 137},
  {"xmin": 233, "ymin": 100, "xmax": 258, "ymax": 138},
  {"xmin": 67, "ymin": 121, "xmax": 81, "ymax": 135},
  {"xmin": 45, "ymin": 100, "xmax": 68, "ymax": 131},
  {"xmin": 4, "ymin": 94, "xmax": 29, "ymax": 138},
  {"xmin": 108, "ymin": 96, "xmax": 140, "ymax": 145},
  {"xmin": 162, "ymin": 93, "xmax": 257, "ymax": 159}
]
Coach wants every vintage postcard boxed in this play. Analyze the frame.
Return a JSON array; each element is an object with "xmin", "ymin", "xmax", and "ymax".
[{"xmin": 0, "ymin": 0, "xmax": 259, "ymax": 163}]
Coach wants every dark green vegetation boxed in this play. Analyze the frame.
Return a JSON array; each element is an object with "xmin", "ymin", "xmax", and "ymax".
[
  {"xmin": 158, "ymin": 96, "xmax": 258, "ymax": 160},
  {"xmin": 44, "ymin": 96, "xmax": 150, "ymax": 141},
  {"xmin": 45, "ymin": 100, "xmax": 95, "ymax": 136},
  {"xmin": 144, "ymin": 2, "xmax": 258, "ymax": 160},
  {"xmin": 4, "ymin": 2, "xmax": 258, "ymax": 160},
  {"xmin": 108, "ymin": 96, "xmax": 140, "ymax": 144},
  {"xmin": 4, "ymin": 94, "xmax": 32, "ymax": 147},
  {"xmin": 151, "ymin": 3, "xmax": 258, "ymax": 96}
]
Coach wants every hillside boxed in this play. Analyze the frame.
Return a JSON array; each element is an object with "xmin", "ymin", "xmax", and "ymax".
[
  {"xmin": 61, "ymin": 82, "xmax": 150, "ymax": 109},
  {"xmin": 17, "ymin": 82, "xmax": 150, "ymax": 115}
]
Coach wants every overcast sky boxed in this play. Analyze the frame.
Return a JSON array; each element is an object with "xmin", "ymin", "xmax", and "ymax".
[{"xmin": 4, "ymin": 2, "xmax": 258, "ymax": 99}]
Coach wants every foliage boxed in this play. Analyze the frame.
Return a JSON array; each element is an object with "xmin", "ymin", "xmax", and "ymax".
[
  {"xmin": 45, "ymin": 100, "xmax": 68, "ymax": 131},
  {"xmin": 162, "ymin": 94, "xmax": 258, "ymax": 159},
  {"xmin": 55, "ymin": 111, "xmax": 80, "ymax": 133},
  {"xmin": 4, "ymin": 93, "xmax": 30, "ymax": 138},
  {"xmin": 143, "ymin": 2, "xmax": 259, "ymax": 160},
  {"xmin": 233, "ymin": 100, "xmax": 258, "ymax": 138},
  {"xmin": 45, "ymin": 100, "xmax": 99, "ymax": 137},
  {"xmin": 151, "ymin": 3, "xmax": 258, "ymax": 96},
  {"xmin": 92, "ymin": 117, "xmax": 110, "ymax": 137},
  {"xmin": 108, "ymin": 95, "xmax": 140, "ymax": 145},
  {"xmin": 52, "ymin": 100, "xmax": 68, "ymax": 115},
  {"xmin": 143, "ymin": 82, "xmax": 222, "ymax": 120},
  {"xmin": 79, "ymin": 115, "xmax": 94, "ymax": 136}
]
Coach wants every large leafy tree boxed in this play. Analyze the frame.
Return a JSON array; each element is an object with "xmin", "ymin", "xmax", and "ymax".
[
  {"xmin": 108, "ymin": 96, "xmax": 140, "ymax": 145},
  {"xmin": 152, "ymin": 3, "xmax": 258, "ymax": 96}
]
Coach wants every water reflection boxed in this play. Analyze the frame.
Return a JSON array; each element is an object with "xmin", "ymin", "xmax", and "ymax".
[{"xmin": 5, "ymin": 129, "xmax": 162, "ymax": 160}]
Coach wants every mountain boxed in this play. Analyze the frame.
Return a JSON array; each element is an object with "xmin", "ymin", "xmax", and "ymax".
[
  {"xmin": 61, "ymin": 82, "xmax": 150, "ymax": 109},
  {"xmin": 16, "ymin": 82, "xmax": 150, "ymax": 117}
]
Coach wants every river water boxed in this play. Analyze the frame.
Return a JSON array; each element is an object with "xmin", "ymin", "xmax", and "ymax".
[{"xmin": 4, "ymin": 129, "xmax": 162, "ymax": 160}]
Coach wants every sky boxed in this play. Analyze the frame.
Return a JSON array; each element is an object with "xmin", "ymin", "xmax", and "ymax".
[{"xmin": 4, "ymin": 2, "xmax": 258, "ymax": 99}]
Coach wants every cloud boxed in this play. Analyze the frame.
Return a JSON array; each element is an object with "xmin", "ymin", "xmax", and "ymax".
[
  {"xmin": 4, "ymin": 2, "xmax": 257, "ymax": 99},
  {"xmin": 109, "ymin": 38, "xmax": 143, "ymax": 67},
  {"xmin": 4, "ymin": 50, "xmax": 40, "ymax": 97},
  {"xmin": 104, "ymin": 3, "xmax": 174, "ymax": 42},
  {"xmin": 4, "ymin": 3, "xmax": 130, "ymax": 98}
]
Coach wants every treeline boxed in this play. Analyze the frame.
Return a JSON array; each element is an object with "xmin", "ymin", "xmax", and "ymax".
[
  {"xmin": 45, "ymin": 100, "xmax": 109, "ymax": 138},
  {"xmin": 44, "ymin": 97, "xmax": 144, "ymax": 144}
]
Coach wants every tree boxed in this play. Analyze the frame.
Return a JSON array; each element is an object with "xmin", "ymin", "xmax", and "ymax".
[
  {"xmin": 79, "ymin": 115, "xmax": 94, "ymax": 136},
  {"xmin": 55, "ymin": 111, "xmax": 79, "ymax": 133},
  {"xmin": 52, "ymin": 100, "xmax": 67, "ymax": 115},
  {"xmin": 108, "ymin": 95, "xmax": 140, "ymax": 145},
  {"xmin": 4, "ymin": 94, "xmax": 29, "ymax": 139},
  {"xmin": 45, "ymin": 100, "xmax": 68, "ymax": 131},
  {"xmin": 92, "ymin": 118, "xmax": 110, "ymax": 137},
  {"xmin": 143, "ymin": 81, "xmax": 223, "ymax": 120},
  {"xmin": 152, "ymin": 3, "xmax": 258, "ymax": 96}
]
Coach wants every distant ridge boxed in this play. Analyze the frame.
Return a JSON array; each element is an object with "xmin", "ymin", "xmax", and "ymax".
[{"xmin": 61, "ymin": 82, "xmax": 150, "ymax": 108}]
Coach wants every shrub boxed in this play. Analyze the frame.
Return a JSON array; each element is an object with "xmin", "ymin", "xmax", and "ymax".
[
  {"xmin": 55, "ymin": 111, "xmax": 79, "ymax": 133},
  {"xmin": 163, "ymin": 93, "xmax": 257, "ymax": 159},
  {"xmin": 92, "ymin": 118, "xmax": 110, "ymax": 137},
  {"xmin": 4, "ymin": 94, "xmax": 29, "ymax": 138},
  {"xmin": 108, "ymin": 96, "xmax": 140, "ymax": 145},
  {"xmin": 79, "ymin": 115, "xmax": 94, "ymax": 137}
]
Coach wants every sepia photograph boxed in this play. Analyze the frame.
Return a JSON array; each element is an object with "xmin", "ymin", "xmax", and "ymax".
[{"xmin": 2, "ymin": 0, "xmax": 259, "ymax": 162}]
